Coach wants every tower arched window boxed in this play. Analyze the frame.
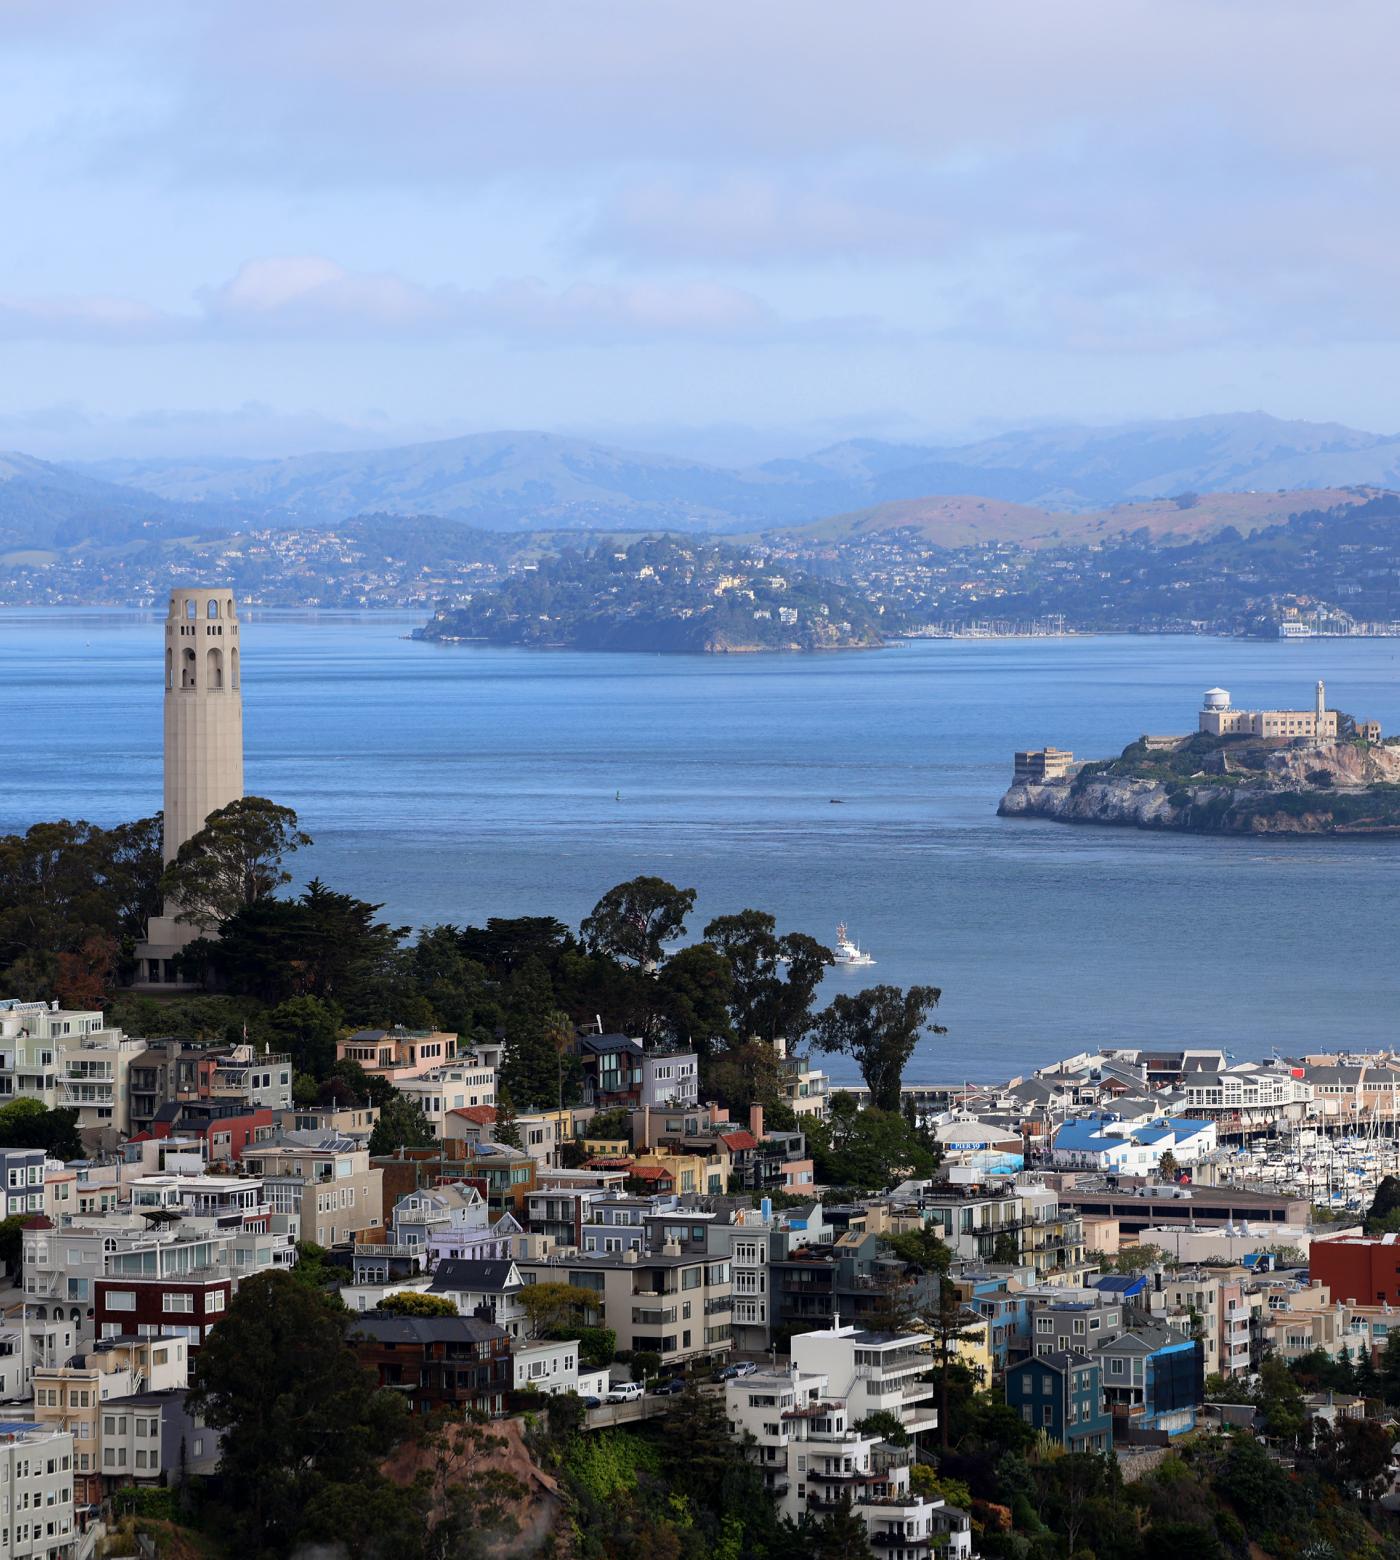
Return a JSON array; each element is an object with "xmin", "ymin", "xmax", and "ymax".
[
  {"xmin": 208, "ymin": 599, "xmax": 220, "ymax": 619},
  {"xmin": 185, "ymin": 599, "xmax": 197, "ymax": 621},
  {"xmin": 207, "ymin": 647, "xmax": 224, "ymax": 689},
  {"xmin": 182, "ymin": 647, "xmax": 196, "ymax": 688},
  {"xmin": 231, "ymin": 647, "xmax": 240, "ymax": 689}
]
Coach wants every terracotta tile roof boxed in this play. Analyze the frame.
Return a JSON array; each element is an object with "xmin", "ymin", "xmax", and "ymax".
[
  {"xmin": 449, "ymin": 1106, "xmax": 497, "ymax": 1125},
  {"xmin": 718, "ymin": 1131, "xmax": 758, "ymax": 1151}
]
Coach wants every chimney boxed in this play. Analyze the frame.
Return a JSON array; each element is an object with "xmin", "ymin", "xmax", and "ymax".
[
  {"xmin": 642, "ymin": 1104, "xmax": 652, "ymax": 1148},
  {"xmin": 750, "ymin": 1104, "xmax": 765, "ymax": 1141},
  {"xmin": 708, "ymin": 1100, "xmax": 722, "ymax": 1126}
]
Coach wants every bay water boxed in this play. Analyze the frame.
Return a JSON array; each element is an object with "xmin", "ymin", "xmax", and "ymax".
[{"xmin": 2, "ymin": 609, "xmax": 1398, "ymax": 1082}]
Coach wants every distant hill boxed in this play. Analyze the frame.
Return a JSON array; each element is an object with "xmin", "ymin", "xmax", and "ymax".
[
  {"xmin": 792, "ymin": 486, "xmax": 1384, "ymax": 550},
  {"xmin": 0, "ymin": 451, "xmax": 245, "ymax": 552},
  {"xmin": 74, "ymin": 412, "xmax": 1400, "ymax": 537}
]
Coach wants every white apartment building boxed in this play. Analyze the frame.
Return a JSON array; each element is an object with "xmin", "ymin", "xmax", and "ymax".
[
  {"xmin": 0, "ymin": 1421, "xmax": 76, "ymax": 1560},
  {"xmin": 396, "ymin": 1058, "xmax": 497, "ymax": 1137},
  {"xmin": 726, "ymin": 1369, "xmax": 969, "ymax": 1560},
  {"xmin": 790, "ymin": 1323, "xmax": 938, "ymax": 1442},
  {"xmin": 0, "ymin": 999, "xmax": 144, "ymax": 1136}
]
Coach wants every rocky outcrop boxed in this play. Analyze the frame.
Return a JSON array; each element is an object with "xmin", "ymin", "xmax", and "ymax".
[{"xmin": 999, "ymin": 738, "xmax": 1400, "ymax": 835}]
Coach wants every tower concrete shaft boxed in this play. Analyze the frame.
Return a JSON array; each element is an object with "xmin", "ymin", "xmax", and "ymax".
[
  {"xmin": 162, "ymin": 586, "xmax": 244, "ymax": 863},
  {"xmin": 135, "ymin": 586, "xmax": 245, "ymax": 985}
]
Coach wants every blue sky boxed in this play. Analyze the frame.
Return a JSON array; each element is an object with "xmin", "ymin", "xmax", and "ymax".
[{"xmin": 3, "ymin": 0, "xmax": 1398, "ymax": 462}]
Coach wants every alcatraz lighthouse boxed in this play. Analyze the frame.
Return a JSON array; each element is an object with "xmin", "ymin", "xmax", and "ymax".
[{"xmin": 135, "ymin": 586, "xmax": 245, "ymax": 984}]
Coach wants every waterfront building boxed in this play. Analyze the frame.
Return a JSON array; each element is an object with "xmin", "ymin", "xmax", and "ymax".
[
  {"xmin": 1050, "ymin": 1113, "xmax": 1216, "ymax": 1173},
  {"xmin": 1013, "ymin": 746, "xmax": 1075, "ymax": 783},
  {"xmin": 1197, "ymin": 680, "xmax": 1339, "ymax": 739},
  {"xmin": 137, "ymin": 586, "xmax": 244, "ymax": 984}
]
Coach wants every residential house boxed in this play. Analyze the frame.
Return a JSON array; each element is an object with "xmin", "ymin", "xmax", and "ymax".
[
  {"xmin": 241, "ymin": 1134, "xmax": 384, "ymax": 1246},
  {"xmin": 1005, "ymin": 1351, "xmax": 1111, "ymax": 1452},
  {"xmin": 791, "ymin": 1323, "xmax": 938, "ymax": 1443},
  {"xmin": 1093, "ymin": 1317, "xmax": 1204, "ymax": 1437},
  {"xmin": 337, "ymin": 1027, "xmax": 457, "ymax": 1083},
  {"xmin": 428, "ymin": 1258, "xmax": 528, "ymax": 1340},
  {"xmin": 350, "ymin": 1314, "xmax": 511, "ymax": 1418},
  {"xmin": 0, "ymin": 1421, "xmax": 76, "ymax": 1559},
  {"xmin": 517, "ymin": 1247, "xmax": 733, "ymax": 1371}
]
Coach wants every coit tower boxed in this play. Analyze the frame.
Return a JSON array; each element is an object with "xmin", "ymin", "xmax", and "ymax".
[
  {"xmin": 161, "ymin": 585, "xmax": 244, "ymax": 863},
  {"xmin": 136, "ymin": 586, "xmax": 245, "ymax": 983}
]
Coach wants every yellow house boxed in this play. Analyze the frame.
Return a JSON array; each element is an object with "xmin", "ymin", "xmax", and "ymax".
[
  {"xmin": 950, "ymin": 1309, "xmax": 993, "ymax": 1388},
  {"xmin": 631, "ymin": 1146, "xmax": 728, "ymax": 1196}
]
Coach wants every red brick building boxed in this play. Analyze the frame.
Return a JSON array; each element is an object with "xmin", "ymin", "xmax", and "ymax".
[
  {"xmin": 1310, "ymin": 1234, "xmax": 1400, "ymax": 1305},
  {"xmin": 94, "ymin": 1273, "xmax": 232, "ymax": 1353}
]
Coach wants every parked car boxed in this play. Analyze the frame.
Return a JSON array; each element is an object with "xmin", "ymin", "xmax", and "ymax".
[
  {"xmin": 732, "ymin": 1360, "xmax": 759, "ymax": 1377},
  {"xmin": 712, "ymin": 1364, "xmax": 740, "ymax": 1382},
  {"xmin": 580, "ymin": 1395, "xmax": 602, "ymax": 1409},
  {"xmin": 605, "ymin": 1381, "xmax": 645, "ymax": 1403},
  {"xmin": 651, "ymin": 1377, "xmax": 687, "ymax": 1396}
]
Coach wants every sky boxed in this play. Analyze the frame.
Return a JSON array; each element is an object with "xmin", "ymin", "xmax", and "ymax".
[{"xmin": 3, "ymin": 0, "xmax": 1400, "ymax": 463}]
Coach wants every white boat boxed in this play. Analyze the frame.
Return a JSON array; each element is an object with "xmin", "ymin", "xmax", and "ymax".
[{"xmin": 833, "ymin": 922, "xmax": 875, "ymax": 967}]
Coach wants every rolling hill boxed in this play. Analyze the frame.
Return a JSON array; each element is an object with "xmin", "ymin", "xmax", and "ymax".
[
  {"xmin": 74, "ymin": 412, "xmax": 1400, "ymax": 538},
  {"xmin": 788, "ymin": 486, "xmax": 1384, "ymax": 550}
]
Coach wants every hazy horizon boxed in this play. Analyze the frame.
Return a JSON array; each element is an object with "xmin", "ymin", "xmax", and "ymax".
[{"xmin": 6, "ymin": 3, "xmax": 1400, "ymax": 462}]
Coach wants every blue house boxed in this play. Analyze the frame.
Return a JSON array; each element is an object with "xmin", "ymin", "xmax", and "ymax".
[
  {"xmin": 1005, "ymin": 1350, "xmax": 1111, "ymax": 1453},
  {"xmin": 1092, "ymin": 1317, "xmax": 1203, "ymax": 1437},
  {"xmin": 963, "ymin": 1273, "xmax": 1030, "ymax": 1371}
]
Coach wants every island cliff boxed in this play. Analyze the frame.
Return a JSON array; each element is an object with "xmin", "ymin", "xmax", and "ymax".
[{"xmin": 999, "ymin": 730, "xmax": 1400, "ymax": 835}]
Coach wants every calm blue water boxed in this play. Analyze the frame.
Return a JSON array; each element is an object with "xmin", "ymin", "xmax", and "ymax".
[{"xmin": 2, "ymin": 609, "xmax": 1398, "ymax": 1080}]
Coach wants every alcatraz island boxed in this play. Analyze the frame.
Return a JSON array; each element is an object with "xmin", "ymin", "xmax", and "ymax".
[{"xmin": 1000, "ymin": 679, "xmax": 1400, "ymax": 834}]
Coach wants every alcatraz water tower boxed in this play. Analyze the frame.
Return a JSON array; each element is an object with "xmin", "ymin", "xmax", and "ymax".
[{"xmin": 135, "ymin": 587, "xmax": 245, "ymax": 984}]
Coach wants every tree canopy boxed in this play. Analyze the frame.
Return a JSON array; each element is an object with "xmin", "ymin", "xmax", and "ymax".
[
  {"xmin": 580, "ymin": 875, "xmax": 696, "ymax": 968},
  {"xmin": 160, "ymin": 796, "xmax": 311, "ymax": 930},
  {"xmin": 188, "ymin": 1270, "xmax": 407, "ymax": 1558},
  {"xmin": 813, "ymin": 983, "xmax": 944, "ymax": 1111}
]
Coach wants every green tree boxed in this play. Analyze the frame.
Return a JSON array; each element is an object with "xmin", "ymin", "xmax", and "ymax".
[
  {"xmin": 493, "ymin": 1081, "xmax": 522, "ymax": 1148},
  {"xmin": 813, "ymin": 984, "xmax": 945, "ymax": 1112},
  {"xmin": 0, "ymin": 1214, "xmax": 29, "ymax": 1278},
  {"xmin": 375, "ymin": 1291, "xmax": 458, "ymax": 1317},
  {"xmin": 520, "ymin": 1281, "xmax": 598, "ymax": 1338},
  {"xmin": 0, "ymin": 1098, "xmax": 82, "ymax": 1159},
  {"xmin": 188, "ymin": 1271, "xmax": 406, "ymax": 1558},
  {"xmin": 261, "ymin": 994, "xmax": 344, "ymax": 1079},
  {"xmin": 580, "ymin": 876, "xmax": 696, "ymax": 968},
  {"xmin": 160, "ymin": 796, "xmax": 311, "ymax": 930},
  {"xmin": 702, "ymin": 909, "xmax": 833, "ymax": 1044},
  {"xmin": 807, "ymin": 1094, "xmax": 937, "ymax": 1190},
  {"xmin": 368, "ymin": 1093, "xmax": 436, "ymax": 1157},
  {"xmin": 1157, "ymin": 1148, "xmax": 1180, "ymax": 1180},
  {"xmin": 653, "ymin": 941, "xmax": 735, "ymax": 1054},
  {"xmin": 811, "ymin": 1496, "xmax": 874, "ymax": 1560},
  {"xmin": 500, "ymin": 958, "xmax": 576, "ymax": 1111}
]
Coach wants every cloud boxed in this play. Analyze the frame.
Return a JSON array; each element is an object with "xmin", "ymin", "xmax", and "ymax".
[
  {"xmin": 0, "ymin": 258, "xmax": 815, "ymax": 346},
  {"xmin": 584, "ymin": 177, "xmax": 950, "ymax": 264}
]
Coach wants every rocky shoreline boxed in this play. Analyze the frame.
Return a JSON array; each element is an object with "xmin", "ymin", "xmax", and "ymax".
[{"xmin": 999, "ymin": 736, "xmax": 1400, "ymax": 835}]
